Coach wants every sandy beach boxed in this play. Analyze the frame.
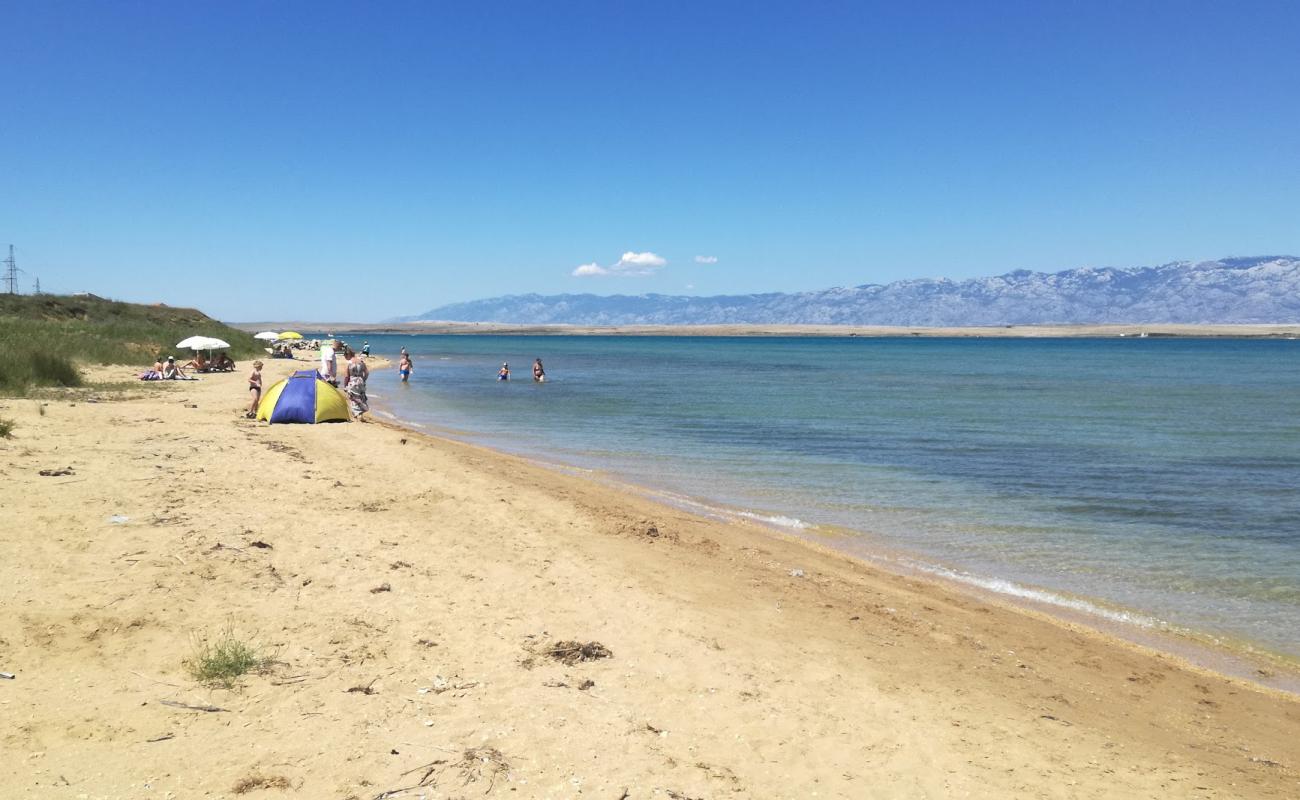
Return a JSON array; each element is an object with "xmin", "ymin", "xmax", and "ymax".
[{"xmin": 3, "ymin": 357, "xmax": 1299, "ymax": 799}]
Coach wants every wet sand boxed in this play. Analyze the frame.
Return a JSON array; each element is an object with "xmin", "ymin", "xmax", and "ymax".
[{"xmin": 2, "ymin": 357, "xmax": 1299, "ymax": 798}]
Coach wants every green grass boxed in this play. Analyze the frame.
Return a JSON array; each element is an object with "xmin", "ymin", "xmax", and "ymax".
[
  {"xmin": 187, "ymin": 626, "xmax": 273, "ymax": 688},
  {"xmin": 0, "ymin": 293, "xmax": 263, "ymax": 395}
]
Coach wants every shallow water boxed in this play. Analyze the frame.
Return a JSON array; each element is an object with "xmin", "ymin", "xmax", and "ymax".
[{"xmin": 344, "ymin": 334, "xmax": 1300, "ymax": 659}]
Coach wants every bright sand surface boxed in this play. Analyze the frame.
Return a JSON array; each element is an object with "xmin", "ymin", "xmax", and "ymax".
[{"xmin": 2, "ymin": 357, "xmax": 1299, "ymax": 799}]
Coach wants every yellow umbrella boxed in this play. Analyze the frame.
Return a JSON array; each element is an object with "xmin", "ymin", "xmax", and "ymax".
[{"xmin": 277, "ymin": 331, "xmax": 303, "ymax": 340}]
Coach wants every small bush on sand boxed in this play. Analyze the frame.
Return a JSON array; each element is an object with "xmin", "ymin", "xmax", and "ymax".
[
  {"xmin": 187, "ymin": 626, "xmax": 273, "ymax": 687},
  {"xmin": 0, "ymin": 417, "xmax": 12, "ymax": 438}
]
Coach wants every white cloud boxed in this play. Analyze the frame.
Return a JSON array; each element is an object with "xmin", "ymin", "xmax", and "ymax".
[
  {"xmin": 571, "ymin": 262, "xmax": 607, "ymax": 277},
  {"xmin": 694, "ymin": 255, "xmax": 718, "ymax": 264},
  {"xmin": 572, "ymin": 251, "xmax": 667, "ymax": 278},
  {"xmin": 611, "ymin": 251, "xmax": 667, "ymax": 275}
]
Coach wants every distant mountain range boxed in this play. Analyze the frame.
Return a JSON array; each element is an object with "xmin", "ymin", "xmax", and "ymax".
[{"xmin": 397, "ymin": 256, "xmax": 1300, "ymax": 326}]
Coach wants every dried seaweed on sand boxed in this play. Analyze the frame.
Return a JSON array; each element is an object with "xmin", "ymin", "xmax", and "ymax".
[{"xmin": 542, "ymin": 640, "xmax": 612, "ymax": 665}]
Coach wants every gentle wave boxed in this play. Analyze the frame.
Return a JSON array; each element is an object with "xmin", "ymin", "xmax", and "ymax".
[
  {"xmin": 903, "ymin": 559, "xmax": 1163, "ymax": 629},
  {"xmin": 735, "ymin": 511, "xmax": 812, "ymax": 530}
]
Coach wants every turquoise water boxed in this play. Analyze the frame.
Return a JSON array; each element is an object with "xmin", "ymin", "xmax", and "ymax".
[{"xmin": 346, "ymin": 334, "xmax": 1300, "ymax": 659}]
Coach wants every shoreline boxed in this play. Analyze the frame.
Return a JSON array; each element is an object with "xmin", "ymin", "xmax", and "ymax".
[
  {"xmin": 4, "ymin": 357, "xmax": 1299, "ymax": 796},
  {"xmin": 234, "ymin": 321, "xmax": 1300, "ymax": 339},
  {"xmin": 367, "ymin": 389, "xmax": 1300, "ymax": 693}
]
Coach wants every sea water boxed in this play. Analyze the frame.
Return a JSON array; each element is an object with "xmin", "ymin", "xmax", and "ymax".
[{"xmin": 347, "ymin": 334, "xmax": 1300, "ymax": 661}]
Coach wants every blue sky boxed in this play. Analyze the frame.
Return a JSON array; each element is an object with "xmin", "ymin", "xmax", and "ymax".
[{"xmin": 3, "ymin": 1, "xmax": 1297, "ymax": 321}]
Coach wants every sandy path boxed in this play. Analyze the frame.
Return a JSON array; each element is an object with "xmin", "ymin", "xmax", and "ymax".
[{"xmin": 1, "ymin": 358, "xmax": 1298, "ymax": 799}]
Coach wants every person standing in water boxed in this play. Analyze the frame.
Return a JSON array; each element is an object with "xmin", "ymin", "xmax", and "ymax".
[
  {"xmin": 498, "ymin": 362, "xmax": 510, "ymax": 381},
  {"xmin": 532, "ymin": 358, "xmax": 545, "ymax": 382},
  {"xmin": 398, "ymin": 352, "xmax": 413, "ymax": 382}
]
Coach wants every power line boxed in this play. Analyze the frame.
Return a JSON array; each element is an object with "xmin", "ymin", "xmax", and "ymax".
[{"xmin": 3, "ymin": 245, "xmax": 16, "ymax": 294}]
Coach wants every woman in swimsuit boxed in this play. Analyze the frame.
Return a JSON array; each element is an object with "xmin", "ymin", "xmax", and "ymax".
[
  {"xmin": 246, "ymin": 360, "xmax": 263, "ymax": 418},
  {"xmin": 532, "ymin": 358, "xmax": 545, "ymax": 382}
]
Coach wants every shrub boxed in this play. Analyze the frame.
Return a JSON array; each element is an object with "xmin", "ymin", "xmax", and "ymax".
[
  {"xmin": 187, "ymin": 626, "xmax": 273, "ymax": 688},
  {"xmin": 29, "ymin": 351, "xmax": 82, "ymax": 387}
]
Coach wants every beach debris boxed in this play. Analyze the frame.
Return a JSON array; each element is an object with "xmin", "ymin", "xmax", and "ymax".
[
  {"xmin": 421, "ymin": 675, "xmax": 479, "ymax": 695},
  {"xmin": 458, "ymin": 747, "xmax": 510, "ymax": 791},
  {"xmin": 1, "ymin": 672, "xmax": 15, "ymax": 680},
  {"xmin": 665, "ymin": 791, "xmax": 702, "ymax": 800},
  {"xmin": 645, "ymin": 722, "xmax": 667, "ymax": 736},
  {"xmin": 108, "ymin": 514, "xmax": 130, "ymax": 524},
  {"xmin": 541, "ymin": 640, "xmax": 613, "ymax": 665},
  {"xmin": 390, "ymin": 560, "xmax": 412, "ymax": 569},
  {"xmin": 370, "ymin": 582, "xmax": 392, "ymax": 594},
  {"xmin": 249, "ymin": 540, "xmax": 273, "ymax": 549},
  {"xmin": 232, "ymin": 773, "xmax": 291, "ymax": 793},
  {"xmin": 146, "ymin": 732, "xmax": 175, "ymax": 743},
  {"xmin": 416, "ymin": 638, "xmax": 438, "ymax": 648},
  {"xmin": 346, "ymin": 679, "xmax": 379, "ymax": 695},
  {"xmin": 578, "ymin": 679, "xmax": 595, "ymax": 690},
  {"xmin": 371, "ymin": 757, "xmax": 450, "ymax": 799},
  {"xmin": 158, "ymin": 699, "xmax": 228, "ymax": 713},
  {"xmin": 399, "ymin": 438, "xmax": 407, "ymax": 445},
  {"xmin": 789, "ymin": 569, "xmax": 805, "ymax": 578},
  {"xmin": 38, "ymin": 467, "xmax": 74, "ymax": 477}
]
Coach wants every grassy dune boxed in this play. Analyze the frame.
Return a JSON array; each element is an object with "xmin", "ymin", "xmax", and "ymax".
[{"xmin": 0, "ymin": 294, "xmax": 262, "ymax": 394}]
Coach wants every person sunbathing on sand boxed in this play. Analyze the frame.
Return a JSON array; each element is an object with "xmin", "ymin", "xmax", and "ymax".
[
  {"xmin": 162, "ymin": 356, "xmax": 185, "ymax": 379},
  {"xmin": 186, "ymin": 352, "xmax": 208, "ymax": 372}
]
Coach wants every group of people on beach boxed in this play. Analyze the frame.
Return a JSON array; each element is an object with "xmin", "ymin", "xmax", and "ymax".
[
  {"xmin": 239, "ymin": 341, "xmax": 547, "ymax": 422},
  {"xmin": 141, "ymin": 351, "xmax": 235, "ymax": 381},
  {"xmin": 316, "ymin": 339, "xmax": 370, "ymax": 418}
]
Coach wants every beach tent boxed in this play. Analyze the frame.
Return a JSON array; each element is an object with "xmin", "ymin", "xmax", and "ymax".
[{"xmin": 256, "ymin": 370, "xmax": 349, "ymax": 424}]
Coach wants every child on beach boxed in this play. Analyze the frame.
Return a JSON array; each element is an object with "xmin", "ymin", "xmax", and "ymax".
[
  {"xmin": 246, "ymin": 360, "xmax": 263, "ymax": 418},
  {"xmin": 398, "ymin": 353, "xmax": 413, "ymax": 382}
]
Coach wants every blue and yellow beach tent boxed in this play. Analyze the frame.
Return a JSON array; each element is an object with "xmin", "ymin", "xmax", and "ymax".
[{"xmin": 256, "ymin": 370, "xmax": 349, "ymax": 424}]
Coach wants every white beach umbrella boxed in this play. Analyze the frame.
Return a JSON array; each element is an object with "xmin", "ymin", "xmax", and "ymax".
[
  {"xmin": 253, "ymin": 331, "xmax": 280, "ymax": 341},
  {"xmin": 176, "ymin": 335, "xmax": 232, "ymax": 350}
]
